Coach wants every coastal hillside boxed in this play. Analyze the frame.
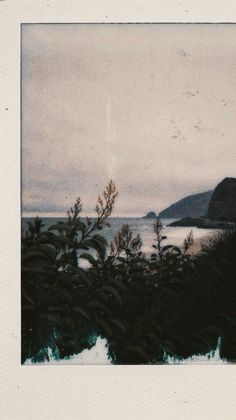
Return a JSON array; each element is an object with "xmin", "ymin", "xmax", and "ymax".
[
  {"xmin": 159, "ymin": 190, "xmax": 213, "ymax": 219},
  {"xmin": 207, "ymin": 177, "xmax": 236, "ymax": 221}
]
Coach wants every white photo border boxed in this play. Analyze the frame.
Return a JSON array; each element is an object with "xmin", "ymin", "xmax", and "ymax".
[{"xmin": 1, "ymin": 1, "xmax": 236, "ymax": 419}]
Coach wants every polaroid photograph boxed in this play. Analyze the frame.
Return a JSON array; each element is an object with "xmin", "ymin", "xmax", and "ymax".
[
  {"xmin": 21, "ymin": 22, "xmax": 236, "ymax": 366},
  {"xmin": 1, "ymin": 1, "xmax": 236, "ymax": 419}
]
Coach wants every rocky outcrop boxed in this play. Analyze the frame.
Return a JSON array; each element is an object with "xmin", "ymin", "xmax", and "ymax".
[
  {"xmin": 144, "ymin": 211, "xmax": 158, "ymax": 219},
  {"xmin": 159, "ymin": 190, "xmax": 213, "ymax": 219},
  {"xmin": 207, "ymin": 177, "xmax": 236, "ymax": 222},
  {"xmin": 168, "ymin": 217, "xmax": 235, "ymax": 229}
]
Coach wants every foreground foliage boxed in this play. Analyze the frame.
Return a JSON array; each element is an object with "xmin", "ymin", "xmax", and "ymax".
[{"xmin": 21, "ymin": 181, "xmax": 236, "ymax": 363}]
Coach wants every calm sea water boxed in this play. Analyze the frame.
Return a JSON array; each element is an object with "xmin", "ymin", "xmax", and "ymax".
[{"xmin": 22, "ymin": 216, "xmax": 219, "ymax": 255}]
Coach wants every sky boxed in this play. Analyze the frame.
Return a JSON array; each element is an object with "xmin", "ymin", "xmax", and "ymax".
[{"xmin": 22, "ymin": 23, "xmax": 236, "ymax": 217}]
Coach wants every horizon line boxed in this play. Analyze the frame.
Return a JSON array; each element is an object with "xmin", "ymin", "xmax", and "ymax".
[{"xmin": 21, "ymin": 211, "xmax": 158, "ymax": 218}]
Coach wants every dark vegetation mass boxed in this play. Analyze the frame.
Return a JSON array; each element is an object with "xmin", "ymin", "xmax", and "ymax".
[{"xmin": 21, "ymin": 181, "xmax": 236, "ymax": 364}]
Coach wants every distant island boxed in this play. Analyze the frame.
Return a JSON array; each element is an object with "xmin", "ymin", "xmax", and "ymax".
[
  {"xmin": 159, "ymin": 190, "xmax": 213, "ymax": 219},
  {"xmin": 168, "ymin": 177, "xmax": 236, "ymax": 228},
  {"xmin": 144, "ymin": 211, "xmax": 158, "ymax": 219}
]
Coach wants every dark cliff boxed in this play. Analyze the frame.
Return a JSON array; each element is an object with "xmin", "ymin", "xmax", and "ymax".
[
  {"xmin": 159, "ymin": 190, "xmax": 213, "ymax": 219},
  {"xmin": 207, "ymin": 177, "xmax": 236, "ymax": 221}
]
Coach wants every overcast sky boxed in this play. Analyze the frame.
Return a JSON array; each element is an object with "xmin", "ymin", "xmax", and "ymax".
[{"xmin": 22, "ymin": 23, "xmax": 236, "ymax": 217}]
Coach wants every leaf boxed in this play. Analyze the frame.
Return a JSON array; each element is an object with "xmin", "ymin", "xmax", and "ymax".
[
  {"xmin": 79, "ymin": 245, "xmax": 89, "ymax": 250},
  {"xmin": 82, "ymin": 239, "xmax": 106, "ymax": 259},
  {"xmin": 73, "ymin": 307, "xmax": 90, "ymax": 321},
  {"xmin": 220, "ymin": 313, "xmax": 236, "ymax": 327},
  {"xmin": 161, "ymin": 287, "xmax": 181, "ymax": 299},
  {"xmin": 82, "ymin": 239, "xmax": 96, "ymax": 248},
  {"xmin": 75, "ymin": 221, "xmax": 86, "ymax": 234},
  {"xmin": 79, "ymin": 253, "xmax": 97, "ymax": 266},
  {"xmin": 211, "ymin": 267, "xmax": 225, "ymax": 280},
  {"xmin": 102, "ymin": 285, "xmax": 122, "ymax": 305},
  {"xmin": 39, "ymin": 243, "xmax": 57, "ymax": 258},
  {"xmin": 46, "ymin": 306, "xmax": 65, "ymax": 313},
  {"xmin": 198, "ymin": 325, "xmax": 222, "ymax": 337},
  {"xmin": 40, "ymin": 313, "xmax": 62, "ymax": 327},
  {"xmin": 53, "ymin": 235, "xmax": 70, "ymax": 245},
  {"xmin": 58, "ymin": 287, "xmax": 73, "ymax": 302},
  {"xmin": 125, "ymin": 345, "xmax": 150, "ymax": 362},
  {"xmin": 88, "ymin": 300, "xmax": 111, "ymax": 316},
  {"xmin": 48, "ymin": 223, "xmax": 71, "ymax": 232},
  {"xmin": 109, "ymin": 278, "xmax": 127, "ymax": 292},
  {"xmin": 22, "ymin": 305, "xmax": 35, "ymax": 311},
  {"xmin": 22, "ymin": 267, "xmax": 52, "ymax": 275},
  {"xmin": 116, "ymin": 256, "xmax": 126, "ymax": 263},
  {"xmin": 162, "ymin": 245, "xmax": 181, "ymax": 255},
  {"xmin": 169, "ymin": 277, "xmax": 185, "ymax": 286},
  {"xmin": 92, "ymin": 234, "xmax": 107, "ymax": 245},
  {"xmin": 94, "ymin": 316, "xmax": 113, "ymax": 337},
  {"xmin": 92, "ymin": 239, "xmax": 106, "ymax": 259},
  {"xmin": 109, "ymin": 318, "xmax": 126, "ymax": 334},
  {"xmin": 94, "ymin": 289, "xmax": 109, "ymax": 303},
  {"xmin": 145, "ymin": 332, "xmax": 159, "ymax": 343},
  {"xmin": 22, "ymin": 291, "xmax": 35, "ymax": 307},
  {"xmin": 76, "ymin": 268, "xmax": 92, "ymax": 287},
  {"xmin": 24, "ymin": 251, "xmax": 50, "ymax": 261},
  {"xmin": 38, "ymin": 232, "xmax": 56, "ymax": 241}
]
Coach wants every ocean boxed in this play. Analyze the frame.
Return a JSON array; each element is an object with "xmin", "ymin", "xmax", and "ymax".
[{"xmin": 22, "ymin": 216, "xmax": 220, "ymax": 256}]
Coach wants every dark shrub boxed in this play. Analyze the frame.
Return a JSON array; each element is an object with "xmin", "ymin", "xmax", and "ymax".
[{"xmin": 21, "ymin": 183, "xmax": 236, "ymax": 363}]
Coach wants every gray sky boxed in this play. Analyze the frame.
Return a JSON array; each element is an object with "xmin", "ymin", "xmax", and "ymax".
[{"xmin": 22, "ymin": 24, "xmax": 236, "ymax": 217}]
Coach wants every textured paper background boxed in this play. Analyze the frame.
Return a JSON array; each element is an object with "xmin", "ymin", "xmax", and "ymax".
[{"xmin": 1, "ymin": 1, "xmax": 236, "ymax": 419}]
